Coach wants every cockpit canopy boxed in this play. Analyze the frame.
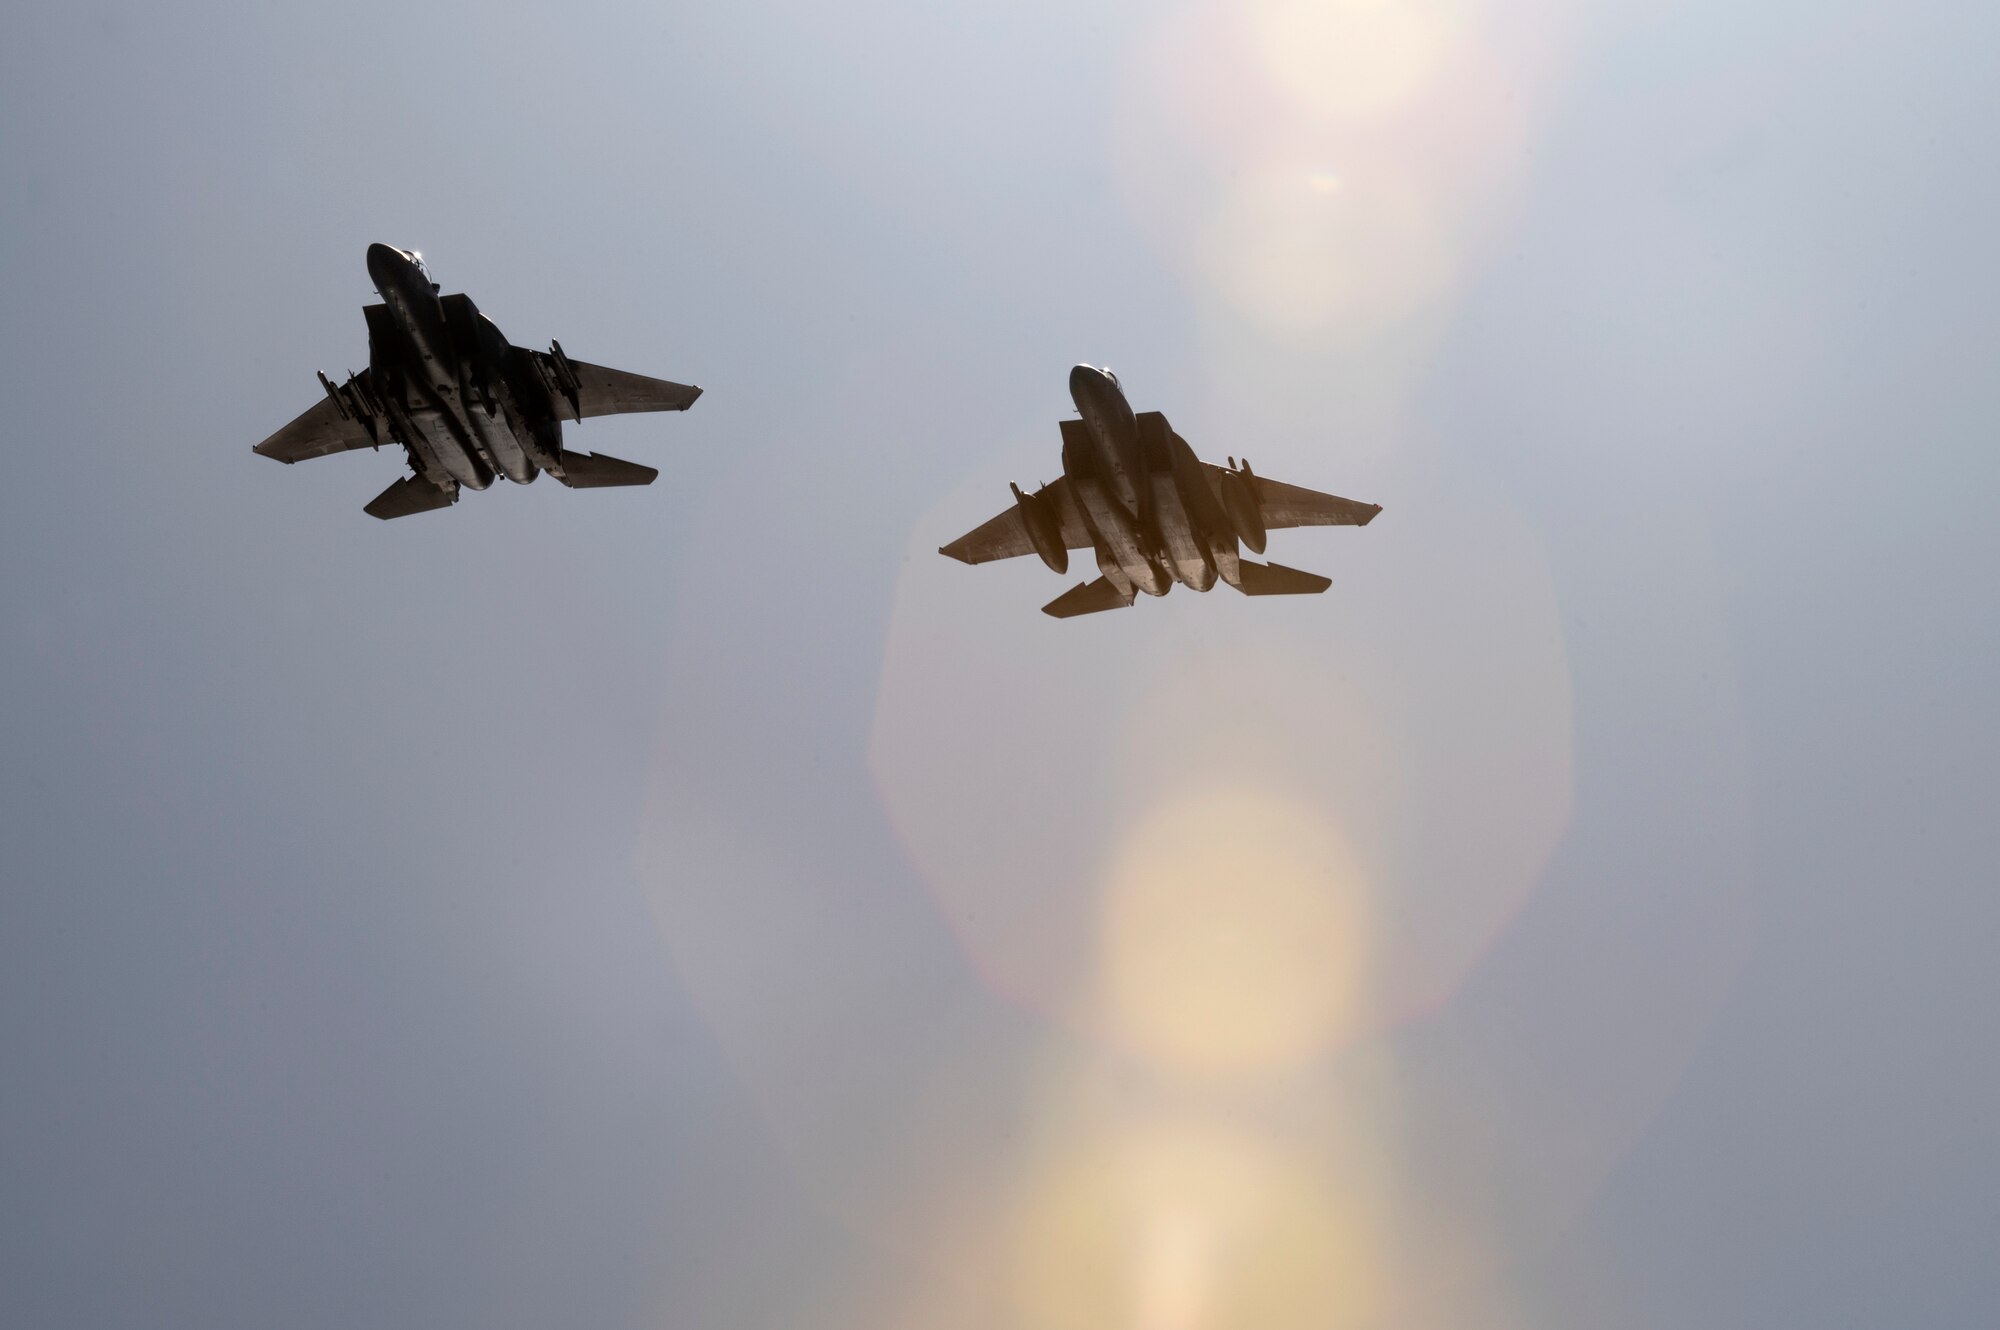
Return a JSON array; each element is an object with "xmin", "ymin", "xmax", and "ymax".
[
  {"xmin": 401, "ymin": 250, "xmax": 439, "ymax": 293},
  {"xmin": 1103, "ymin": 367, "xmax": 1119, "ymax": 388}
]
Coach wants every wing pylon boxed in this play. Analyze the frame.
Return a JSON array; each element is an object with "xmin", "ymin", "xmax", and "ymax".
[
  {"xmin": 1204, "ymin": 460, "xmax": 1380, "ymax": 530},
  {"xmin": 254, "ymin": 369, "xmax": 387, "ymax": 464},
  {"xmin": 939, "ymin": 477, "xmax": 1095, "ymax": 566},
  {"xmin": 523, "ymin": 343, "xmax": 702, "ymax": 421}
]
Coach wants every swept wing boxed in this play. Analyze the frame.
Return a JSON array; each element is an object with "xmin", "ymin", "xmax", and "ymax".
[
  {"xmin": 1202, "ymin": 463, "xmax": 1381, "ymax": 529},
  {"xmin": 938, "ymin": 477, "xmax": 1095, "ymax": 565},
  {"xmin": 1200, "ymin": 462, "xmax": 1392, "ymax": 528},
  {"xmin": 253, "ymin": 370, "xmax": 385, "ymax": 463},
  {"xmin": 523, "ymin": 345, "xmax": 702, "ymax": 422}
]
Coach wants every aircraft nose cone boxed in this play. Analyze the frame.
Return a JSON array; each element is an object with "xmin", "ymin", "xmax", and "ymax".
[
  {"xmin": 366, "ymin": 243, "xmax": 408, "ymax": 288},
  {"xmin": 1071, "ymin": 363, "xmax": 1123, "ymax": 412}
]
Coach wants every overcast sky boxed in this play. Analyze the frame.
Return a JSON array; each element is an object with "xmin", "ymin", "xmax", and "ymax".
[{"xmin": 5, "ymin": 1, "xmax": 1999, "ymax": 1327}]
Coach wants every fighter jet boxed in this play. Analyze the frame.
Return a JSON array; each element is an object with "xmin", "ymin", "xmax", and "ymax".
[
  {"xmin": 940, "ymin": 365, "xmax": 1380, "ymax": 617},
  {"xmin": 252, "ymin": 244, "xmax": 700, "ymax": 518}
]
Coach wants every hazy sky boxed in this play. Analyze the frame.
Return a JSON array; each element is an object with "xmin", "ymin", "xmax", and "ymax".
[{"xmin": 5, "ymin": 1, "xmax": 1999, "ymax": 1327}]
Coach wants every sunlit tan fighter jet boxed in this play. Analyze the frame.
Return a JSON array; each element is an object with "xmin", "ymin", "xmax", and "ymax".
[
  {"xmin": 253, "ymin": 245, "xmax": 700, "ymax": 518},
  {"xmin": 940, "ymin": 365, "xmax": 1380, "ymax": 617}
]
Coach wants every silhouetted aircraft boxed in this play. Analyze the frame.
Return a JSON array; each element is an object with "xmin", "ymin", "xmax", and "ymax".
[
  {"xmin": 940, "ymin": 365, "xmax": 1380, "ymax": 617},
  {"xmin": 253, "ymin": 245, "xmax": 699, "ymax": 518}
]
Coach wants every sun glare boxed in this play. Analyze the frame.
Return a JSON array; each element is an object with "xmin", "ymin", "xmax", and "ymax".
[
  {"xmin": 1111, "ymin": 0, "xmax": 1563, "ymax": 344},
  {"xmin": 1250, "ymin": 0, "xmax": 1479, "ymax": 124},
  {"xmin": 1097, "ymin": 787, "xmax": 1372, "ymax": 1079},
  {"xmin": 1010, "ymin": 1119, "xmax": 1389, "ymax": 1330}
]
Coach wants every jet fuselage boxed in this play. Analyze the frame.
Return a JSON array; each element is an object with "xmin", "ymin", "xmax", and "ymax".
[
  {"xmin": 1057, "ymin": 365, "xmax": 1244, "ymax": 599},
  {"xmin": 362, "ymin": 243, "xmax": 563, "ymax": 493},
  {"xmin": 940, "ymin": 365, "xmax": 1378, "ymax": 615},
  {"xmin": 1068, "ymin": 363, "xmax": 1143, "ymax": 514},
  {"xmin": 254, "ymin": 244, "xmax": 699, "ymax": 519}
]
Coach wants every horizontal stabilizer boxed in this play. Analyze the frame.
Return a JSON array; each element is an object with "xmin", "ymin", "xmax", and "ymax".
[
  {"xmin": 1231, "ymin": 560, "xmax": 1332, "ymax": 596},
  {"xmin": 364, "ymin": 474, "xmax": 458, "ymax": 521},
  {"xmin": 1043, "ymin": 577, "xmax": 1136, "ymax": 619},
  {"xmin": 553, "ymin": 451, "xmax": 659, "ymax": 489}
]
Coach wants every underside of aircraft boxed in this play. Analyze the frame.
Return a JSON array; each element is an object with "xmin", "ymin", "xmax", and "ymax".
[{"xmin": 942, "ymin": 407, "xmax": 1379, "ymax": 617}]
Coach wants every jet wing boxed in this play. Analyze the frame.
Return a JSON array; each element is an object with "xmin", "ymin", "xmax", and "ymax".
[
  {"xmin": 523, "ymin": 346, "xmax": 702, "ymax": 422},
  {"xmin": 253, "ymin": 371, "xmax": 384, "ymax": 463},
  {"xmin": 939, "ymin": 477, "xmax": 1094, "ymax": 565},
  {"xmin": 1202, "ymin": 463, "xmax": 1381, "ymax": 529}
]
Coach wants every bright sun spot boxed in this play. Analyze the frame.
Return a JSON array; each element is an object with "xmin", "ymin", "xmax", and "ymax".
[
  {"xmin": 1096, "ymin": 787, "xmax": 1372, "ymax": 1079},
  {"xmin": 1010, "ymin": 1119, "xmax": 1389, "ymax": 1330}
]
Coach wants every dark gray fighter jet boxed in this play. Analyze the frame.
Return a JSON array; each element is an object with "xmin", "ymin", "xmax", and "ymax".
[
  {"xmin": 940, "ymin": 365, "xmax": 1380, "ymax": 617},
  {"xmin": 253, "ymin": 245, "xmax": 700, "ymax": 518}
]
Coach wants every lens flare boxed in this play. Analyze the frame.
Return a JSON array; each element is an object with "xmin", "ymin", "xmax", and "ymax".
[
  {"xmin": 1198, "ymin": 156, "xmax": 1453, "ymax": 335},
  {"xmin": 1109, "ymin": 0, "xmax": 1567, "ymax": 346},
  {"xmin": 1250, "ymin": 0, "xmax": 1480, "ymax": 123},
  {"xmin": 1010, "ymin": 1119, "xmax": 1389, "ymax": 1330},
  {"xmin": 1096, "ymin": 787, "xmax": 1371, "ymax": 1078}
]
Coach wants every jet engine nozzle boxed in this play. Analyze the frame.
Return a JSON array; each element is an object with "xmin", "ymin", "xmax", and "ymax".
[
  {"xmin": 1220, "ymin": 462, "xmax": 1266, "ymax": 554},
  {"xmin": 1011, "ymin": 482, "xmax": 1068, "ymax": 576}
]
